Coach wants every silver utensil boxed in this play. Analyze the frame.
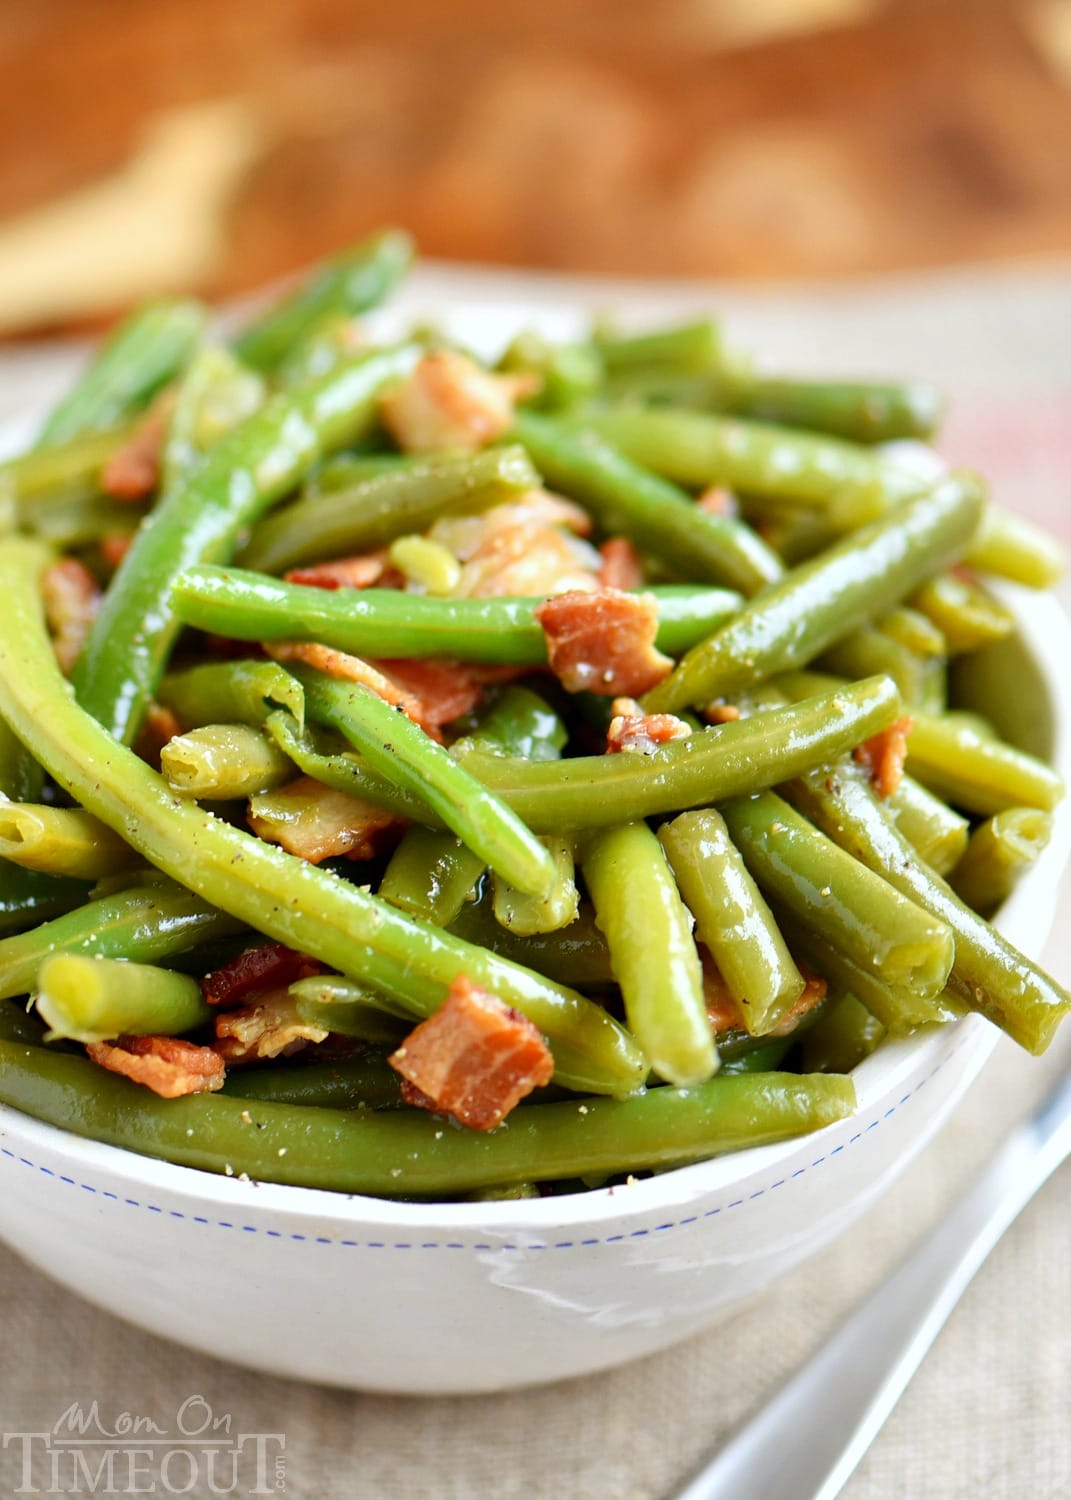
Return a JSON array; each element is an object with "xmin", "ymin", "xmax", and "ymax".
[{"xmin": 675, "ymin": 1055, "xmax": 1071, "ymax": 1500}]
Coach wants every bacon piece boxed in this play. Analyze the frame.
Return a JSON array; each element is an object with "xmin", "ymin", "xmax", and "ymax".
[
  {"xmin": 380, "ymin": 351, "xmax": 536, "ymax": 453},
  {"xmin": 696, "ymin": 487, "xmax": 736, "ymax": 517},
  {"xmin": 372, "ymin": 658, "xmax": 484, "ymax": 734},
  {"xmin": 135, "ymin": 702, "xmax": 183, "ymax": 769},
  {"xmin": 41, "ymin": 558, "xmax": 102, "ymax": 675},
  {"xmin": 263, "ymin": 642, "xmax": 423, "ymax": 720},
  {"xmin": 535, "ymin": 587, "xmax": 673, "ymax": 697},
  {"xmin": 854, "ymin": 715, "xmax": 914, "ymax": 799},
  {"xmin": 101, "ymin": 400, "xmax": 170, "ymax": 500},
  {"xmin": 606, "ymin": 707, "xmax": 691, "ymax": 754},
  {"xmin": 202, "ymin": 942, "xmax": 323, "ymax": 1008},
  {"xmin": 214, "ymin": 989, "xmax": 329, "ymax": 1064},
  {"xmin": 284, "ymin": 552, "xmax": 390, "ymax": 591},
  {"xmin": 86, "ymin": 1035, "xmax": 225, "ymax": 1099},
  {"xmin": 100, "ymin": 532, "xmax": 133, "ymax": 569},
  {"xmin": 705, "ymin": 702, "xmax": 742, "ymax": 724},
  {"xmin": 248, "ymin": 776, "xmax": 404, "ymax": 864},
  {"xmin": 597, "ymin": 537, "xmax": 644, "ymax": 591},
  {"xmin": 388, "ymin": 974, "xmax": 553, "ymax": 1130}
]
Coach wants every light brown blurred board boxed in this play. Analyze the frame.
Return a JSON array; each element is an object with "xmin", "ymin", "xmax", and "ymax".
[{"xmin": 0, "ymin": 0, "xmax": 1069, "ymax": 332}]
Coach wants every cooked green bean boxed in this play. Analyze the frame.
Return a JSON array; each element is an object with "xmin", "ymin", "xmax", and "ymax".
[
  {"xmin": 233, "ymin": 229, "xmax": 414, "ymax": 373},
  {"xmin": 449, "ymin": 890, "xmax": 615, "ymax": 988},
  {"xmin": 161, "ymin": 724, "xmax": 294, "ymax": 799},
  {"xmin": 493, "ymin": 836, "xmax": 578, "ymax": 935},
  {"xmin": 0, "ymin": 871, "xmax": 93, "ymax": 938},
  {"xmin": 581, "ymin": 407, "xmax": 925, "ymax": 513},
  {"xmin": 728, "ymin": 376, "xmax": 944, "ymax": 444},
  {"xmin": 289, "ymin": 976, "xmax": 410, "ymax": 1046},
  {"xmin": 595, "ymin": 318, "xmax": 723, "ymax": 375},
  {"xmin": 0, "ymin": 1042, "xmax": 855, "ymax": 1194},
  {"xmin": 298, "ymin": 669, "xmax": 556, "ymax": 897},
  {"xmin": 0, "ymin": 539, "xmax": 644, "ymax": 1094},
  {"xmin": 499, "ymin": 329, "xmax": 604, "ymax": 410},
  {"xmin": 643, "ymin": 474, "xmax": 985, "ymax": 713},
  {"xmin": 222, "ymin": 1052, "xmax": 405, "ymax": 1110},
  {"xmin": 786, "ymin": 763, "xmax": 1071, "ymax": 1053},
  {"xmin": 463, "ymin": 686, "xmax": 569, "ymax": 762},
  {"xmin": 818, "ymin": 623, "xmax": 943, "ymax": 711},
  {"xmin": 71, "ymin": 344, "xmax": 420, "ymax": 744},
  {"xmin": 798, "ymin": 991, "xmax": 886, "ymax": 1073},
  {"xmin": 514, "ymin": 412, "xmax": 781, "ymax": 596},
  {"xmin": 905, "ymin": 711, "xmax": 1063, "ymax": 815},
  {"xmin": 162, "ymin": 346, "xmax": 265, "ymax": 492},
  {"xmin": 171, "ymin": 567, "xmax": 743, "ymax": 665},
  {"xmin": 580, "ymin": 822, "xmax": 715, "ymax": 1086},
  {"xmin": 886, "ymin": 775, "xmax": 970, "ymax": 876},
  {"xmin": 0, "ymin": 716, "xmax": 43, "ymax": 804},
  {"xmin": 0, "ymin": 803, "xmax": 137, "ymax": 881},
  {"xmin": 0, "ymin": 881, "xmax": 242, "ymax": 1000},
  {"xmin": 658, "ymin": 809, "xmax": 804, "ymax": 1036},
  {"xmin": 36, "ymin": 299, "xmax": 207, "ymax": 448},
  {"xmin": 240, "ymin": 444, "xmax": 542, "ymax": 573},
  {"xmin": 720, "ymin": 790, "xmax": 954, "ymax": 998},
  {"xmin": 910, "ymin": 572, "xmax": 1015, "ymax": 654},
  {"xmin": 159, "ymin": 659, "xmax": 305, "ymax": 732},
  {"xmin": 378, "ymin": 829, "xmax": 486, "ymax": 927},
  {"xmin": 967, "ymin": 508, "xmax": 1065, "ymax": 589},
  {"xmin": 34, "ymin": 954, "xmax": 211, "ymax": 1044},
  {"xmin": 949, "ymin": 808, "xmax": 1053, "ymax": 917},
  {"xmin": 19, "ymin": 493, "xmax": 140, "ymax": 549},
  {"xmin": 0, "ymin": 422, "xmax": 136, "ymax": 508}
]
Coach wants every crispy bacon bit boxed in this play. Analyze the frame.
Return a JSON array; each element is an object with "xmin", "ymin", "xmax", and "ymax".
[
  {"xmin": 380, "ymin": 351, "xmax": 536, "ymax": 453},
  {"xmin": 535, "ymin": 587, "xmax": 673, "ymax": 697},
  {"xmin": 100, "ymin": 532, "xmax": 133, "ymax": 569},
  {"xmin": 372, "ymin": 658, "xmax": 484, "ymax": 734},
  {"xmin": 705, "ymin": 702, "xmax": 742, "ymax": 724},
  {"xmin": 86, "ymin": 1035, "xmax": 225, "ymax": 1099},
  {"xmin": 248, "ymin": 777, "xmax": 404, "ymax": 864},
  {"xmin": 597, "ymin": 537, "xmax": 644, "ymax": 591},
  {"xmin": 214, "ymin": 989, "xmax": 329, "ymax": 1064},
  {"xmin": 41, "ymin": 558, "xmax": 102, "ymax": 675},
  {"xmin": 388, "ymin": 974, "xmax": 553, "ymax": 1130},
  {"xmin": 202, "ymin": 942, "xmax": 323, "ymax": 1008},
  {"xmin": 606, "ymin": 708, "xmax": 691, "ymax": 754},
  {"xmin": 854, "ymin": 715, "xmax": 914, "ymax": 799},
  {"xmin": 696, "ymin": 487, "xmax": 736, "ymax": 517},
  {"xmin": 284, "ymin": 552, "xmax": 391, "ymax": 591},
  {"xmin": 263, "ymin": 642, "xmax": 424, "ymax": 720},
  {"xmin": 101, "ymin": 400, "xmax": 170, "ymax": 500}
]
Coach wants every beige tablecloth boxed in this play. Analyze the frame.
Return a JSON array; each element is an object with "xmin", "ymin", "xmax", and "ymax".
[{"xmin": 0, "ymin": 262, "xmax": 1069, "ymax": 1500}]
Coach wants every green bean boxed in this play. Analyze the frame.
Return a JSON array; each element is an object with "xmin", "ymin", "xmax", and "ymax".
[
  {"xmin": 19, "ymin": 493, "xmax": 140, "ymax": 550},
  {"xmin": 36, "ymin": 300, "xmax": 207, "ymax": 448},
  {"xmin": 514, "ymin": 412, "xmax": 781, "ymax": 596},
  {"xmin": 595, "ymin": 318, "xmax": 723, "ymax": 374},
  {"xmin": 728, "ymin": 376, "xmax": 944, "ymax": 444},
  {"xmin": 785, "ymin": 763, "xmax": 1071, "ymax": 1053},
  {"xmin": 949, "ymin": 808, "xmax": 1054, "ymax": 917},
  {"xmin": 581, "ymin": 407, "xmax": 925, "ymax": 513},
  {"xmin": 162, "ymin": 346, "xmax": 265, "ymax": 492},
  {"xmin": 967, "ymin": 508, "xmax": 1065, "ymax": 589},
  {"xmin": 879, "ymin": 605, "xmax": 946, "ymax": 658},
  {"xmin": 161, "ymin": 724, "xmax": 294, "ymax": 799},
  {"xmin": 0, "ymin": 422, "xmax": 136, "ymax": 508},
  {"xmin": 0, "ymin": 716, "xmax": 43, "ymax": 804},
  {"xmin": 905, "ymin": 712, "xmax": 1063, "ymax": 816},
  {"xmin": 0, "ymin": 538, "xmax": 644, "ymax": 1094},
  {"xmin": 71, "ymin": 344, "xmax": 420, "ymax": 744},
  {"xmin": 818, "ymin": 625, "xmax": 943, "ymax": 711},
  {"xmin": 658, "ymin": 810, "xmax": 804, "ymax": 1036},
  {"xmin": 467, "ymin": 1181, "xmax": 542, "ymax": 1201},
  {"xmin": 910, "ymin": 573, "xmax": 1015, "ymax": 654},
  {"xmin": 886, "ymin": 775, "xmax": 970, "ymax": 876},
  {"xmin": 240, "ymin": 444, "xmax": 542, "ymax": 573},
  {"xmin": 159, "ymin": 659, "xmax": 305, "ymax": 732},
  {"xmin": 493, "ymin": 836, "xmax": 578, "ymax": 936},
  {"xmin": 34, "ymin": 954, "xmax": 211, "ymax": 1044},
  {"xmin": 643, "ymin": 474, "xmax": 986, "ymax": 713},
  {"xmin": 289, "ymin": 976, "xmax": 410, "ymax": 1047},
  {"xmin": 580, "ymin": 822, "xmax": 715, "ymax": 1086},
  {"xmin": 222, "ymin": 1053, "xmax": 405, "ymax": 1111},
  {"xmin": 299, "ymin": 670, "xmax": 556, "ymax": 897},
  {"xmin": 264, "ymin": 712, "xmax": 425, "ymax": 822},
  {"xmin": 304, "ymin": 450, "xmax": 422, "ymax": 493},
  {"xmin": 233, "ymin": 230, "xmax": 414, "ymax": 373},
  {"xmin": 0, "ymin": 881, "xmax": 242, "ymax": 1000},
  {"xmin": 798, "ymin": 991, "xmax": 886, "ymax": 1073},
  {"xmin": 171, "ymin": 567, "xmax": 743, "ymax": 665},
  {"xmin": 0, "ymin": 871, "xmax": 93, "ymax": 938},
  {"xmin": 0, "ymin": 1001, "xmax": 51, "ymax": 1047},
  {"xmin": 720, "ymin": 790, "xmax": 954, "ymax": 998},
  {"xmin": 0, "ymin": 1042, "xmax": 855, "ymax": 1195},
  {"xmin": 462, "ymin": 686, "xmax": 568, "ymax": 762},
  {"xmin": 378, "ymin": 829, "xmax": 486, "ymax": 926},
  {"xmin": 498, "ymin": 330, "xmax": 604, "ymax": 410},
  {"xmin": 449, "ymin": 890, "xmax": 615, "ymax": 989},
  {"xmin": 0, "ymin": 803, "xmax": 137, "ymax": 881}
]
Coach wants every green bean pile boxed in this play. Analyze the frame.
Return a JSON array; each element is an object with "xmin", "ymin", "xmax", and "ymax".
[{"xmin": 0, "ymin": 228, "xmax": 1066, "ymax": 1201}]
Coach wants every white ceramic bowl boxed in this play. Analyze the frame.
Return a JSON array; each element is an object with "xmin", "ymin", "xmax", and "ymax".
[{"xmin": 0, "ymin": 581, "xmax": 1066, "ymax": 1394}]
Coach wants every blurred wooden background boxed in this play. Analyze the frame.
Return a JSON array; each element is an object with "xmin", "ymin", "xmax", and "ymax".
[{"xmin": 0, "ymin": 0, "xmax": 1069, "ymax": 331}]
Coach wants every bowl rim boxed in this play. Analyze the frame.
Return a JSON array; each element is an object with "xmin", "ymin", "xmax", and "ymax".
[{"xmin": 0, "ymin": 389, "xmax": 1068, "ymax": 1233}]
